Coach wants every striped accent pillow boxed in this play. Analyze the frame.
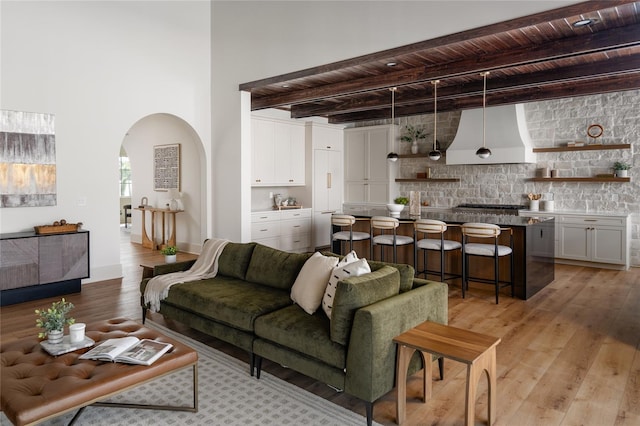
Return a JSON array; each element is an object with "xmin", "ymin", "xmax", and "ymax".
[{"xmin": 321, "ymin": 257, "xmax": 371, "ymax": 319}]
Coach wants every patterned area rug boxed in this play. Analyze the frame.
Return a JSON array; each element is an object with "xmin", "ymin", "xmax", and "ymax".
[{"xmin": 3, "ymin": 321, "xmax": 377, "ymax": 426}]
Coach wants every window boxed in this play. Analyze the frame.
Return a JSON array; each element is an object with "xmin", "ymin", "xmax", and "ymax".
[{"xmin": 119, "ymin": 155, "xmax": 132, "ymax": 197}]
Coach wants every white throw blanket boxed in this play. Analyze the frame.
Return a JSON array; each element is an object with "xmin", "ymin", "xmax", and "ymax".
[{"xmin": 144, "ymin": 238, "xmax": 230, "ymax": 312}]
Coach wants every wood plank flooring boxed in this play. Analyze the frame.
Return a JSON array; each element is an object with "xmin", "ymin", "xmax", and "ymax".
[{"xmin": 1, "ymin": 227, "xmax": 639, "ymax": 425}]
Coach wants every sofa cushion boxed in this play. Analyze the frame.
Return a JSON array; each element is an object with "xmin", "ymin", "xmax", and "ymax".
[
  {"xmin": 290, "ymin": 252, "xmax": 339, "ymax": 314},
  {"xmin": 255, "ymin": 305, "xmax": 347, "ymax": 369},
  {"xmin": 322, "ymin": 258, "xmax": 370, "ymax": 320},
  {"xmin": 163, "ymin": 275, "xmax": 292, "ymax": 332},
  {"xmin": 245, "ymin": 244, "xmax": 311, "ymax": 290},
  {"xmin": 330, "ymin": 265, "xmax": 400, "ymax": 345},
  {"xmin": 218, "ymin": 242, "xmax": 256, "ymax": 280},
  {"xmin": 322, "ymin": 251, "xmax": 414, "ymax": 293}
]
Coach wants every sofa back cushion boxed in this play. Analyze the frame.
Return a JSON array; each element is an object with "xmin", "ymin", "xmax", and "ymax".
[
  {"xmin": 321, "ymin": 251, "xmax": 414, "ymax": 293},
  {"xmin": 330, "ymin": 265, "xmax": 400, "ymax": 345},
  {"xmin": 245, "ymin": 244, "xmax": 312, "ymax": 290},
  {"xmin": 218, "ymin": 242, "xmax": 257, "ymax": 280}
]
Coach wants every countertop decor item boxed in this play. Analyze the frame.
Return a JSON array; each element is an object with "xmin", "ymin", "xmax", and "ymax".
[
  {"xmin": 35, "ymin": 298, "xmax": 75, "ymax": 341},
  {"xmin": 614, "ymin": 161, "xmax": 631, "ymax": 178},
  {"xmin": 34, "ymin": 219, "xmax": 82, "ymax": 234},
  {"xmin": 400, "ymin": 124, "xmax": 427, "ymax": 155}
]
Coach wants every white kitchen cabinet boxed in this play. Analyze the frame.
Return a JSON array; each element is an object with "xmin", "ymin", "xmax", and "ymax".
[
  {"xmin": 252, "ymin": 117, "xmax": 305, "ymax": 186},
  {"xmin": 519, "ymin": 211, "xmax": 630, "ymax": 269},
  {"xmin": 251, "ymin": 209, "xmax": 311, "ymax": 253},
  {"xmin": 308, "ymin": 122, "xmax": 344, "ymax": 249},
  {"xmin": 344, "ymin": 125, "xmax": 394, "ymax": 204}
]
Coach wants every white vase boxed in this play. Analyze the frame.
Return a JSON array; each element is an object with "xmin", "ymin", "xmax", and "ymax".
[
  {"xmin": 47, "ymin": 329, "xmax": 64, "ymax": 344},
  {"xmin": 165, "ymin": 254, "xmax": 177, "ymax": 263},
  {"xmin": 411, "ymin": 141, "xmax": 419, "ymax": 154},
  {"xmin": 616, "ymin": 169, "xmax": 628, "ymax": 178}
]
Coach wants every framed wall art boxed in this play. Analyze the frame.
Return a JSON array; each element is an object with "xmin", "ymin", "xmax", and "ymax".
[
  {"xmin": 0, "ymin": 110, "xmax": 57, "ymax": 208},
  {"xmin": 153, "ymin": 143, "xmax": 180, "ymax": 191}
]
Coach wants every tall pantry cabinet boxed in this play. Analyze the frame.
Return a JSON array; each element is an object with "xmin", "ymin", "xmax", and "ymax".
[
  {"xmin": 343, "ymin": 125, "xmax": 395, "ymax": 204},
  {"xmin": 308, "ymin": 122, "xmax": 344, "ymax": 249}
]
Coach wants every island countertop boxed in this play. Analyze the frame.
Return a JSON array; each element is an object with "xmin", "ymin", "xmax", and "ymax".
[{"xmin": 340, "ymin": 208, "xmax": 554, "ymax": 227}]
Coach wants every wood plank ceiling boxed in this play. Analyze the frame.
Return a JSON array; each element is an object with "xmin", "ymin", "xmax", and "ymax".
[{"xmin": 240, "ymin": 1, "xmax": 640, "ymax": 124}]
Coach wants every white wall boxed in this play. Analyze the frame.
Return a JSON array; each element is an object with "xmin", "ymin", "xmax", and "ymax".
[
  {"xmin": 210, "ymin": 0, "xmax": 578, "ymax": 242},
  {"xmin": 1, "ymin": 1, "xmax": 211, "ymax": 282}
]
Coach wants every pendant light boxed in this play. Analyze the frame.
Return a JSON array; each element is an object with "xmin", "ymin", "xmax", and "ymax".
[
  {"xmin": 386, "ymin": 87, "xmax": 399, "ymax": 162},
  {"xmin": 476, "ymin": 71, "xmax": 492, "ymax": 159},
  {"xmin": 428, "ymin": 80, "xmax": 441, "ymax": 161}
]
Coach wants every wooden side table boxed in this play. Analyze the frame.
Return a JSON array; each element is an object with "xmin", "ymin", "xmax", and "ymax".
[
  {"xmin": 393, "ymin": 321, "xmax": 501, "ymax": 425},
  {"xmin": 135, "ymin": 207, "xmax": 183, "ymax": 250}
]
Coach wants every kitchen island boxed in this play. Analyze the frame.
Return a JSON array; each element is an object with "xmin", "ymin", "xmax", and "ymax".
[{"xmin": 332, "ymin": 209, "xmax": 554, "ymax": 300}]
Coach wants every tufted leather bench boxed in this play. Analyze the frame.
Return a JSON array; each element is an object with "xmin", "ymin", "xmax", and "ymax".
[{"xmin": 1, "ymin": 318, "xmax": 198, "ymax": 426}]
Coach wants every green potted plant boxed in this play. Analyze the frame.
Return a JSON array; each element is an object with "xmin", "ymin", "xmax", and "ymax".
[
  {"xmin": 35, "ymin": 298, "xmax": 75, "ymax": 343},
  {"xmin": 161, "ymin": 245, "xmax": 178, "ymax": 263},
  {"xmin": 613, "ymin": 161, "xmax": 631, "ymax": 177},
  {"xmin": 400, "ymin": 125, "xmax": 427, "ymax": 154},
  {"xmin": 387, "ymin": 196, "xmax": 409, "ymax": 215}
]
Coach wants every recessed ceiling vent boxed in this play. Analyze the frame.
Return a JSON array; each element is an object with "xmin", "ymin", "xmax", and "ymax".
[{"xmin": 446, "ymin": 104, "xmax": 537, "ymax": 165}]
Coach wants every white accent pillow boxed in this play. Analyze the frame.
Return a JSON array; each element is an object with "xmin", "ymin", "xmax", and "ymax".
[
  {"xmin": 338, "ymin": 250, "xmax": 358, "ymax": 267},
  {"xmin": 322, "ymin": 257, "xmax": 371, "ymax": 319},
  {"xmin": 290, "ymin": 252, "xmax": 339, "ymax": 314}
]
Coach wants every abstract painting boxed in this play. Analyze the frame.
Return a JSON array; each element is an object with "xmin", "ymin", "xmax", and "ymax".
[{"xmin": 0, "ymin": 110, "xmax": 56, "ymax": 208}]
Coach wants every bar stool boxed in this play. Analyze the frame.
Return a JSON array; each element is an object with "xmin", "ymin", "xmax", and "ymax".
[
  {"xmin": 331, "ymin": 215, "xmax": 371, "ymax": 255},
  {"xmin": 414, "ymin": 219, "xmax": 461, "ymax": 282},
  {"xmin": 461, "ymin": 223, "xmax": 514, "ymax": 304},
  {"xmin": 370, "ymin": 216, "xmax": 414, "ymax": 264}
]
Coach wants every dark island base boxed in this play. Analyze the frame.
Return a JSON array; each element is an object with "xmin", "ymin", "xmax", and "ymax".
[
  {"xmin": 0, "ymin": 279, "xmax": 81, "ymax": 306},
  {"xmin": 332, "ymin": 212, "xmax": 555, "ymax": 300}
]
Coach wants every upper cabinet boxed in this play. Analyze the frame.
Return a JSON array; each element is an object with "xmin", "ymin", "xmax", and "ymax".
[
  {"xmin": 344, "ymin": 125, "xmax": 394, "ymax": 204},
  {"xmin": 252, "ymin": 117, "xmax": 305, "ymax": 186}
]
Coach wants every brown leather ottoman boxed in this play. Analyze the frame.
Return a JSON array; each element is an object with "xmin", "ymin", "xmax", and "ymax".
[{"xmin": 1, "ymin": 318, "xmax": 198, "ymax": 426}]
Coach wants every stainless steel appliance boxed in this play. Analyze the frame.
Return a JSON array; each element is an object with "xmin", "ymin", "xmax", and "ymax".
[{"xmin": 453, "ymin": 203, "xmax": 527, "ymax": 216}]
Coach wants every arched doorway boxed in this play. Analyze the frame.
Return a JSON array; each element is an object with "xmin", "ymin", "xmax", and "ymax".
[{"xmin": 121, "ymin": 113, "xmax": 206, "ymax": 254}]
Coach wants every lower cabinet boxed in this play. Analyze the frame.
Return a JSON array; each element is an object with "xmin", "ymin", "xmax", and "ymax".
[
  {"xmin": 0, "ymin": 230, "xmax": 90, "ymax": 305},
  {"xmin": 520, "ymin": 211, "xmax": 630, "ymax": 269},
  {"xmin": 251, "ymin": 209, "xmax": 311, "ymax": 253}
]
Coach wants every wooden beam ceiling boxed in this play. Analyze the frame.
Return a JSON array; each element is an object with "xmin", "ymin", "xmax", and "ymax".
[{"xmin": 240, "ymin": 1, "xmax": 640, "ymax": 124}]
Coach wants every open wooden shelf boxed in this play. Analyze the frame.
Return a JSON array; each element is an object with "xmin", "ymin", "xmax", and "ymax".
[
  {"xmin": 395, "ymin": 178, "xmax": 460, "ymax": 183},
  {"xmin": 532, "ymin": 143, "xmax": 631, "ymax": 153},
  {"xmin": 528, "ymin": 177, "xmax": 630, "ymax": 182}
]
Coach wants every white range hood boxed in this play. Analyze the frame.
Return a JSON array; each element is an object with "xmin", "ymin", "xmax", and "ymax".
[{"xmin": 446, "ymin": 104, "xmax": 537, "ymax": 165}]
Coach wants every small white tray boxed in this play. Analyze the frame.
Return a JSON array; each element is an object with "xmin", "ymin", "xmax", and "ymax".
[{"xmin": 40, "ymin": 336, "xmax": 95, "ymax": 356}]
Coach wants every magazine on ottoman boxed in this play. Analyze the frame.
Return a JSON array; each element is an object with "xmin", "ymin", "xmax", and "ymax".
[{"xmin": 80, "ymin": 336, "xmax": 172, "ymax": 365}]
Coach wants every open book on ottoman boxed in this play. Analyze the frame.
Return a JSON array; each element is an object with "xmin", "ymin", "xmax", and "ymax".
[{"xmin": 80, "ymin": 336, "xmax": 172, "ymax": 365}]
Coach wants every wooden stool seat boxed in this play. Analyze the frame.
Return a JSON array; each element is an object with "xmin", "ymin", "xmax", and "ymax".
[{"xmin": 393, "ymin": 321, "xmax": 501, "ymax": 426}]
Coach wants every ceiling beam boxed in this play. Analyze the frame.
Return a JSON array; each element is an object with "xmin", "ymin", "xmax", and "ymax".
[
  {"xmin": 239, "ymin": 1, "xmax": 633, "ymax": 91},
  {"xmin": 251, "ymin": 25, "xmax": 640, "ymax": 111},
  {"xmin": 290, "ymin": 53, "xmax": 640, "ymax": 118},
  {"xmin": 326, "ymin": 72, "xmax": 640, "ymax": 123}
]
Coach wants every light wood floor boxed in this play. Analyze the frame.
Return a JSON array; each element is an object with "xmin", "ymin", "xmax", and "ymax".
[{"xmin": 2, "ymin": 228, "xmax": 639, "ymax": 426}]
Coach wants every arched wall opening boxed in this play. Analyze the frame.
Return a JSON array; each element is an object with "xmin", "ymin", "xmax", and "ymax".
[{"xmin": 121, "ymin": 113, "xmax": 206, "ymax": 254}]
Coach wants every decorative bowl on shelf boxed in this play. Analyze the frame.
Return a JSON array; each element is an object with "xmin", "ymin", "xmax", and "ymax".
[{"xmin": 386, "ymin": 203, "xmax": 405, "ymax": 214}]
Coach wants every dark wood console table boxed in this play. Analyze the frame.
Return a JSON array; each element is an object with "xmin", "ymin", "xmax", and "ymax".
[{"xmin": 0, "ymin": 230, "xmax": 90, "ymax": 306}]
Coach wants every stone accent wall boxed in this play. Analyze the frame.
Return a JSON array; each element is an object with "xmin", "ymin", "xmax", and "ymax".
[{"xmin": 350, "ymin": 89, "xmax": 640, "ymax": 266}]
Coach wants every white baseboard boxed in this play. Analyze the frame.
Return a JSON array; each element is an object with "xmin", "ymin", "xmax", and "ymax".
[{"xmin": 83, "ymin": 264, "xmax": 123, "ymax": 284}]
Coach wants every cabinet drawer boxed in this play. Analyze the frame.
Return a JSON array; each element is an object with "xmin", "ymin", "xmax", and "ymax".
[
  {"xmin": 559, "ymin": 216, "xmax": 625, "ymax": 227},
  {"xmin": 251, "ymin": 222, "xmax": 281, "ymax": 239},
  {"xmin": 281, "ymin": 218, "xmax": 311, "ymax": 235},
  {"xmin": 280, "ymin": 234, "xmax": 310, "ymax": 252},
  {"xmin": 251, "ymin": 211, "xmax": 280, "ymax": 223},
  {"xmin": 281, "ymin": 209, "xmax": 311, "ymax": 220}
]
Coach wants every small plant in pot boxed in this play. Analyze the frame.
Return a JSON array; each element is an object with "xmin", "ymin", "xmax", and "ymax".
[
  {"xmin": 400, "ymin": 125, "xmax": 427, "ymax": 154},
  {"xmin": 387, "ymin": 197, "xmax": 409, "ymax": 214},
  {"xmin": 35, "ymin": 298, "xmax": 75, "ymax": 343},
  {"xmin": 613, "ymin": 161, "xmax": 631, "ymax": 177},
  {"xmin": 161, "ymin": 246, "xmax": 178, "ymax": 263}
]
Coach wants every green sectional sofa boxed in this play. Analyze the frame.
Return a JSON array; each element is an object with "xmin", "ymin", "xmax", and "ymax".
[{"xmin": 140, "ymin": 242, "xmax": 448, "ymax": 425}]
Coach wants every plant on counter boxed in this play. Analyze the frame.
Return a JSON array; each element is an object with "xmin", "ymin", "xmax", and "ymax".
[
  {"xmin": 613, "ymin": 161, "xmax": 631, "ymax": 170},
  {"xmin": 35, "ymin": 298, "xmax": 75, "ymax": 339},
  {"xmin": 394, "ymin": 196, "xmax": 409, "ymax": 205},
  {"xmin": 160, "ymin": 246, "xmax": 178, "ymax": 255}
]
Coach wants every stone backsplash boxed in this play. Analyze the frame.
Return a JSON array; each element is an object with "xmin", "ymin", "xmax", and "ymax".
[{"xmin": 350, "ymin": 89, "xmax": 640, "ymax": 266}]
